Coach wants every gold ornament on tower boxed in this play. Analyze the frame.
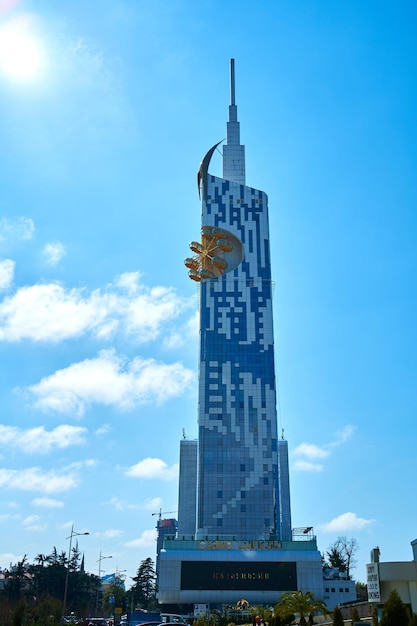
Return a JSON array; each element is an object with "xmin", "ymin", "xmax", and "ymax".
[{"xmin": 185, "ymin": 226, "xmax": 233, "ymax": 281}]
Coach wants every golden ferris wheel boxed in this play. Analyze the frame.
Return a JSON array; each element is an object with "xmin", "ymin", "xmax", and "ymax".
[{"xmin": 185, "ymin": 225, "xmax": 233, "ymax": 282}]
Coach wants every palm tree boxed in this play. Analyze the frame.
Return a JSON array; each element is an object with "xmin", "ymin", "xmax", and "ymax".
[
  {"xmin": 35, "ymin": 554, "xmax": 47, "ymax": 567},
  {"xmin": 275, "ymin": 590, "xmax": 329, "ymax": 626}
]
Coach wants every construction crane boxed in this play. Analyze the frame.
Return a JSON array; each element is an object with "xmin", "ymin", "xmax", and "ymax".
[{"xmin": 152, "ymin": 509, "xmax": 177, "ymax": 521}]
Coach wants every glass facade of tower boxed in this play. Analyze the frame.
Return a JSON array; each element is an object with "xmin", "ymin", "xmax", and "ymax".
[{"xmin": 197, "ymin": 178, "xmax": 285, "ymax": 540}]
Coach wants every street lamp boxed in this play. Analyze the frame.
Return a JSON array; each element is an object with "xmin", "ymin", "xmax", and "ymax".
[
  {"xmin": 116, "ymin": 568, "xmax": 127, "ymax": 581},
  {"xmin": 96, "ymin": 550, "xmax": 113, "ymax": 615},
  {"xmin": 62, "ymin": 524, "xmax": 89, "ymax": 620}
]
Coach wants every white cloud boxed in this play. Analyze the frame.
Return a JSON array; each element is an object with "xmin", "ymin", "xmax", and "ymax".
[
  {"xmin": 293, "ymin": 424, "xmax": 355, "ymax": 472},
  {"xmin": 0, "ymin": 467, "xmax": 79, "ymax": 494},
  {"xmin": 0, "ymin": 552, "xmax": 25, "ymax": 568},
  {"xmin": 115, "ymin": 271, "xmax": 141, "ymax": 295},
  {"xmin": 144, "ymin": 497, "xmax": 163, "ymax": 512},
  {"xmin": 66, "ymin": 459, "xmax": 96, "ymax": 471},
  {"xmin": 26, "ymin": 348, "xmax": 194, "ymax": 416},
  {"xmin": 329, "ymin": 424, "xmax": 356, "ymax": 447},
  {"xmin": 22, "ymin": 514, "xmax": 46, "ymax": 531},
  {"xmin": 124, "ymin": 527, "xmax": 157, "ymax": 549},
  {"xmin": 0, "ymin": 513, "xmax": 20, "ymax": 522},
  {"xmin": 31, "ymin": 497, "xmax": 64, "ymax": 508},
  {"xmin": 123, "ymin": 284, "xmax": 190, "ymax": 342},
  {"xmin": 59, "ymin": 520, "xmax": 87, "ymax": 533},
  {"xmin": 293, "ymin": 460, "xmax": 324, "ymax": 472},
  {"xmin": 318, "ymin": 512, "xmax": 375, "ymax": 533},
  {"xmin": 0, "ymin": 272, "xmax": 192, "ymax": 342},
  {"xmin": 23, "ymin": 514, "xmax": 41, "ymax": 526},
  {"xmin": 293, "ymin": 443, "xmax": 329, "ymax": 459},
  {"xmin": 0, "ymin": 259, "xmax": 14, "ymax": 289},
  {"xmin": 0, "ymin": 283, "xmax": 108, "ymax": 341},
  {"xmin": 107, "ymin": 497, "xmax": 138, "ymax": 512},
  {"xmin": 126, "ymin": 457, "xmax": 179, "ymax": 481},
  {"xmin": 95, "ymin": 424, "xmax": 112, "ymax": 437},
  {"xmin": 97, "ymin": 528, "xmax": 124, "ymax": 539},
  {"xmin": 42, "ymin": 241, "xmax": 66, "ymax": 265},
  {"xmin": 163, "ymin": 309, "xmax": 199, "ymax": 349},
  {"xmin": 0, "ymin": 424, "xmax": 87, "ymax": 453},
  {"xmin": 0, "ymin": 216, "xmax": 34, "ymax": 243}
]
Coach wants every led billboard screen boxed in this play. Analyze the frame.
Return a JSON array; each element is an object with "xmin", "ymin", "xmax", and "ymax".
[{"xmin": 181, "ymin": 561, "xmax": 297, "ymax": 591}]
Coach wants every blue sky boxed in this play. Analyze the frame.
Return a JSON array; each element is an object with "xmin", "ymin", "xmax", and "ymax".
[{"xmin": 0, "ymin": 0, "xmax": 416, "ymax": 588}]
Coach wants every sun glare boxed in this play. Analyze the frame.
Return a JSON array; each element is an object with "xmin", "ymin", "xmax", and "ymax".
[{"xmin": 0, "ymin": 16, "xmax": 43, "ymax": 80}]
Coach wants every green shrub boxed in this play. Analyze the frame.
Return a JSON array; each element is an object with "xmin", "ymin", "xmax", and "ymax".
[{"xmin": 380, "ymin": 589, "xmax": 409, "ymax": 626}]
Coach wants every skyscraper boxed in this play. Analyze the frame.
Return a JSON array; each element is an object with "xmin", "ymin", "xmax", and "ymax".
[
  {"xmin": 185, "ymin": 58, "xmax": 291, "ymax": 543},
  {"xmin": 157, "ymin": 60, "xmax": 323, "ymax": 610}
]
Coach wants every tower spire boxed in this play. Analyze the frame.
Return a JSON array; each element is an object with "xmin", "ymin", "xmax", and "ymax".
[
  {"xmin": 223, "ymin": 58, "xmax": 246, "ymax": 185},
  {"xmin": 230, "ymin": 57, "xmax": 236, "ymax": 106}
]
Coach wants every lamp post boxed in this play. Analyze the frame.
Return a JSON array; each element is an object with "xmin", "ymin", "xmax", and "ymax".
[
  {"xmin": 62, "ymin": 524, "xmax": 89, "ymax": 620},
  {"xmin": 96, "ymin": 550, "xmax": 113, "ymax": 616},
  {"xmin": 115, "ymin": 568, "xmax": 126, "ymax": 581}
]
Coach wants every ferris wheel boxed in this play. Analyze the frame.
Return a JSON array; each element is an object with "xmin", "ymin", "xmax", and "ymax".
[{"xmin": 185, "ymin": 225, "xmax": 233, "ymax": 281}]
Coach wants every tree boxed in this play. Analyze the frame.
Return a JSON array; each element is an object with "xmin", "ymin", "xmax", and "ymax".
[
  {"xmin": 332, "ymin": 606, "xmax": 344, "ymax": 626},
  {"xmin": 337, "ymin": 537, "xmax": 358, "ymax": 577},
  {"xmin": 324, "ymin": 536, "xmax": 359, "ymax": 578},
  {"xmin": 0, "ymin": 548, "xmax": 98, "ymax": 619},
  {"xmin": 275, "ymin": 590, "xmax": 329, "ymax": 626},
  {"xmin": 31, "ymin": 594, "xmax": 62, "ymax": 624},
  {"xmin": 0, "ymin": 556, "xmax": 29, "ymax": 603},
  {"xmin": 379, "ymin": 589, "xmax": 409, "ymax": 626},
  {"xmin": 11, "ymin": 598, "xmax": 26, "ymax": 626},
  {"xmin": 351, "ymin": 606, "xmax": 360, "ymax": 624},
  {"xmin": 325, "ymin": 546, "xmax": 347, "ymax": 573},
  {"xmin": 128, "ymin": 558, "xmax": 156, "ymax": 610},
  {"xmin": 355, "ymin": 581, "xmax": 368, "ymax": 601}
]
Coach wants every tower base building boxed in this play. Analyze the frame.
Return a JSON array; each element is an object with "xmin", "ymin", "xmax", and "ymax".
[{"xmin": 157, "ymin": 532, "xmax": 324, "ymax": 610}]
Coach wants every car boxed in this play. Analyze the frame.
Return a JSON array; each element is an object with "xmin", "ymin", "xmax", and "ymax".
[
  {"xmin": 87, "ymin": 619, "xmax": 107, "ymax": 626},
  {"xmin": 160, "ymin": 617, "xmax": 187, "ymax": 624}
]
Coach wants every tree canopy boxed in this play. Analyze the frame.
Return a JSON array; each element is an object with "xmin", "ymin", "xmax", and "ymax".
[
  {"xmin": 323, "ymin": 536, "xmax": 359, "ymax": 579},
  {"xmin": 127, "ymin": 557, "xmax": 157, "ymax": 611},
  {"xmin": 0, "ymin": 550, "xmax": 158, "ymax": 624}
]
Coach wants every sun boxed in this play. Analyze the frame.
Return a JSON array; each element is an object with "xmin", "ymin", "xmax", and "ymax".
[{"xmin": 0, "ymin": 16, "xmax": 44, "ymax": 80}]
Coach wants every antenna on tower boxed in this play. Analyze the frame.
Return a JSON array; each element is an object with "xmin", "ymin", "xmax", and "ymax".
[
  {"xmin": 230, "ymin": 58, "xmax": 235, "ymax": 106},
  {"xmin": 182, "ymin": 428, "xmax": 186, "ymax": 439},
  {"xmin": 223, "ymin": 58, "xmax": 245, "ymax": 184}
]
